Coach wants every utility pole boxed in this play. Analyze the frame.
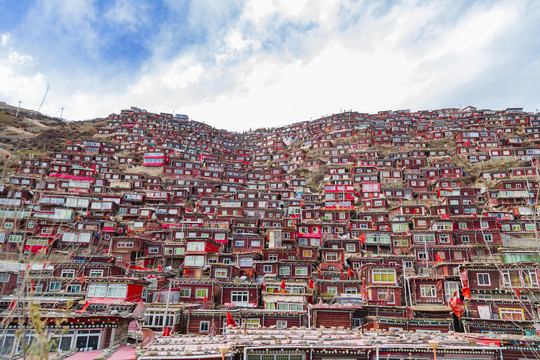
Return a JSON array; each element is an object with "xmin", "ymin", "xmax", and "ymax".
[
  {"xmin": 15, "ymin": 100, "xmax": 22, "ymax": 117},
  {"xmin": 60, "ymin": 107, "xmax": 64, "ymax": 120}
]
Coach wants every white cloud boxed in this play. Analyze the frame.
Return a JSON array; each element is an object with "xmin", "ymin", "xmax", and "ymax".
[
  {"xmin": 161, "ymin": 58, "xmax": 205, "ymax": 90},
  {"xmin": 1, "ymin": 0, "xmax": 539, "ymax": 129},
  {"xmin": 1, "ymin": 33, "xmax": 10, "ymax": 46},
  {"xmin": 104, "ymin": 0, "xmax": 150, "ymax": 32}
]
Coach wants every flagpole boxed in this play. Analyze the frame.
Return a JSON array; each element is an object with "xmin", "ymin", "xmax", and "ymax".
[{"xmin": 163, "ymin": 281, "xmax": 172, "ymax": 331}]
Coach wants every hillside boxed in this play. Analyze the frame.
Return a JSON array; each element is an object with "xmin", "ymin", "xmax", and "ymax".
[{"xmin": 1, "ymin": 105, "xmax": 540, "ymax": 358}]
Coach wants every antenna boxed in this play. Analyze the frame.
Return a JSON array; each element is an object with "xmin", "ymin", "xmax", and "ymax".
[
  {"xmin": 60, "ymin": 107, "xmax": 64, "ymax": 120},
  {"xmin": 37, "ymin": 82, "xmax": 49, "ymax": 113}
]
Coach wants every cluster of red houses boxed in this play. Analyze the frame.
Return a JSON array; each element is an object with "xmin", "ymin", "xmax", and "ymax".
[{"xmin": 1, "ymin": 105, "xmax": 540, "ymax": 358}]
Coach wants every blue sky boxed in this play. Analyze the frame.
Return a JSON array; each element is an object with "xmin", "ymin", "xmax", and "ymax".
[{"xmin": 1, "ymin": 0, "xmax": 539, "ymax": 131}]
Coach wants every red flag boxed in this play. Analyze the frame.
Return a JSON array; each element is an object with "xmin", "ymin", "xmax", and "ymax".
[
  {"xmin": 156, "ymin": 293, "xmax": 162, "ymax": 302},
  {"xmin": 406, "ymin": 306, "xmax": 414, "ymax": 320},
  {"xmin": 9, "ymin": 300, "xmax": 16, "ymax": 309},
  {"xmin": 359, "ymin": 233, "xmax": 366, "ymax": 244},
  {"xmin": 31, "ymin": 281, "xmax": 35, "ymax": 292},
  {"xmin": 226, "ymin": 311, "xmax": 237, "ymax": 327},
  {"xmin": 435, "ymin": 254, "xmax": 442, "ymax": 262},
  {"xmin": 317, "ymin": 267, "xmax": 322, "ymax": 275},
  {"xmin": 347, "ymin": 268, "xmax": 353, "ymax": 278},
  {"xmin": 280, "ymin": 279, "xmax": 286, "ymax": 290},
  {"xmin": 462, "ymin": 287, "xmax": 471, "ymax": 298},
  {"xmin": 162, "ymin": 326, "xmax": 171, "ymax": 336},
  {"xmin": 145, "ymin": 249, "xmax": 149, "ymax": 256},
  {"xmin": 449, "ymin": 295, "xmax": 465, "ymax": 319},
  {"xmin": 75, "ymin": 301, "xmax": 89, "ymax": 313},
  {"xmin": 514, "ymin": 289, "xmax": 520, "ymax": 299},
  {"xmin": 158, "ymin": 264, "xmax": 163, "ymax": 272},
  {"xmin": 262, "ymin": 283, "xmax": 266, "ymax": 291},
  {"xmin": 43, "ymin": 261, "xmax": 47, "ymax": 269},
  {"xmin": 340, "ymin": 269, "xmax": 344, "ymax": 278},
  {"xmin": 436, "ymin": 280, "xmax": 443, "ymax": 291},
  {"xmin": 309, "ymin": 279, "xmax": 314, "ymax": 289}
]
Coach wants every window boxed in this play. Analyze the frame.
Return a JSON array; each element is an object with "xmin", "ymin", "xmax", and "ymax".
[
  {"xmin": 436, "ymin": 251, "xmax": 446, "ymax": 260},
  {"xmin": 235, "ymin": 240, "xmax": 245, "ymax": 247},
  {"xmin": 251, "ymin": 240, "xmax": 261, "ymax": 248},
  {"xmin": 231, "ymin": 291, "xmax": 249, "ymax": 303},
  {"xmin": 67, "ymin": 285, "xmax": 81, "ymax": 293},
  {"xmin": 439, "ymin": 234, "xmax": 450, "ymax": 243},
  {"xmin": 327, "ymin": 287, "xmax": 338, "ymax": 295},
  {"xmin": 372, "ymin": 269, "xmax": 396, "ymax": 283},
  {"xmin": 187, "ymin": 242, "xmax": 205, "ymax": 252},
  {"xmin": 295, "ymin": 267, "xmax": 308, "ymax": 276},
  {"xmin": 326, "ymin": 253, "xmax": 338, "ymax": 262},
  {"xmin": 49, "ymin": 281, "xmax": 61, "ymax": 291},
  {"xmin": 276, "ymin": 320, "xmax": 287, "ymax": 329},
  {"xmin": 302, "ymin": 250, "xmax": 312, "ymax": 258},
  {"xmin": 346, "ymin": 244, "xmax": 356, "ymax": 252},
  {"xmin": 239, "ymin": 258, "xmax": 253, "ymax": 267},
  {"xmin": 523, "ymin": 269, "xmax": 539, "ymax": 287},
  {"xmin": 461, "ymin": 235, "xmax": 469, "ymax": 243},
  {"xmin": 87, "ymin": 283, "xmax": 107, "ymax": 297},
  {"xmin": 0, "ymin": 273, "xmax": 9, "ymax": 283},
  {"xmin": 61, "ymin": 270, "xmax": 75, "ymax": 278},
  {"xmin": 279, "ymin": 266, "xmax": 290, "ymax": 276},
  {"xmin": 417, "ymin": 251, "xmax": 427, "ymax": 260},
  {"xmin": 89, "ymin": 270, "xmax": 103, "ymax": 278},
  {"xmin": 200, "ymin": 321, "xmax": 210, "ymax": 333},
  {"xmin": 196, "ymin": 289, "xmax": 208, "ymax": 298},
  {"xmin": 215, "ymin": 268, "xmax": 228, "ymax": 278},
  {"xmin": 107, "ymin": 284, "xmax": 127, "ymax": 298},
  {"xmin": 481, "ymin": 221, "xmax": 489, "ymax": 229},
  {"xmin": 185, "ymin": 255, "xmax": 204, "ymax": 267},
  {"xmin": 458, "ymin": 223, "xmax": 467, "ymax": 229},
  {"xmin": 477, "ymin": 273, "xmax": 491, "ymax": 286},
  {"xmin": 179, "ymin": 288, "xmax": 191, "ymax": 297},
  {"xmin": 499, "ymin": 308, "xmax": 524, "ymax": 320},
  {"xmin": 414, "ymin": 234, "xmax": 435, "ymax": 243},
  {"xmin": 214, "ymin": 233, "xmax": 226, "ymax": 241},
  {"xmin": 242, "ymin": 319, "xmax": 260, "ymax": 328},
  {"xmin": 377, "ymin": 289, "xmax": 394, "ymax": 303},
  {"xmin": 263, "ymin": 265, "xmax": 272, "ymax": 273},
  {"xmin": 483, "ymin": 234, "xmax": 494, "ymax": 242},
  {"xmin": 404, "ymin": 261, "xmax": 413, "ymax": 269},
  {"xmin": 420, "ymin": 285, "xmax": 437, "ymax": 297},
  {"xmin": 8, "ymin": 235, "xmax": 22, "ymax": 243}
]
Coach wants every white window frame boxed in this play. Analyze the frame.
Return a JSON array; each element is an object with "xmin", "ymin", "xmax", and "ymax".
[
  {"xmin": 231, "ymin": 291, "xmax": 249, "ymax": 303},
  {"xmin": 420, "ymin": 284, "xmax": 437, "ymax": 297},
  {"xmin": 477, "ymin": 273, "xmax": 491, "ymax": 286}
]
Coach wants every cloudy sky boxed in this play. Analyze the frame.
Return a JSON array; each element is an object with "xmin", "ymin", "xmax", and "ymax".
[{"xmin": 0, "ymin": 0, "xmax": 539, "ymax": 131}]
